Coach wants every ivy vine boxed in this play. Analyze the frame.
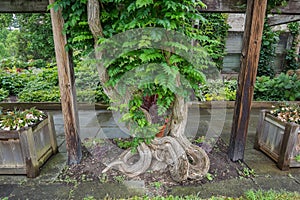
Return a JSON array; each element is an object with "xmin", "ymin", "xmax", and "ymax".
[
  {"xmin": 285, "ymin": 22, "xmax": 300, "ymax": 71},
  {"xmin": 257, "ymin": 21, "xmax": 280, "ymax": 77}
]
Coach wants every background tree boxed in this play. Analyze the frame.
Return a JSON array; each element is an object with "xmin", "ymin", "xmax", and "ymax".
[{"xmin": 0, "ymin": 13, "xmax": 55, "ymax": 62}]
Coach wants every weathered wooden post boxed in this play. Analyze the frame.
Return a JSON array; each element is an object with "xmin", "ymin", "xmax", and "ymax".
[
  {"xmin": 228, "ymin": 0, "xmax": 268, "ymax": 161},
  {"xmin": 49, "ymin": 0, "xmax": 82, "ymax": 164}
]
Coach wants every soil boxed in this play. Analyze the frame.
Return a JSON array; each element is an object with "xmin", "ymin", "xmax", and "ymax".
[{"xmin": 57, "ymin": 138, "xmax": 252, "ymax": 196}]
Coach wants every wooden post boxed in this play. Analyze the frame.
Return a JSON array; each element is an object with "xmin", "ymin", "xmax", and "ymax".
[
  {"xmin": 228, "ymin": 0, "xmax": 267, "ymax": 161},
  {"xmin": 49, "ymin": 0, "xmax": 82, "ymax": 164}
]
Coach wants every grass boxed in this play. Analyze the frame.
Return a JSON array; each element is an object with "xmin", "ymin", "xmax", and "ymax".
[{"xmin": 108, "ymin": 190, "xmax": 300, "ymax": 200}]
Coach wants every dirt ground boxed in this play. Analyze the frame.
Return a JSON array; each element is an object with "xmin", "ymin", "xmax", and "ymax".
[{"xmin": 57, "ymin": 138, "xmax": 252, "ymax": 196}]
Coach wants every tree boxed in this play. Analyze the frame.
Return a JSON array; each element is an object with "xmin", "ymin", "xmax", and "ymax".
[
  {"xmin": 89, "ymin": 0, "xmax": 216, "ymax": 182},
  {"xmin": 15, "ymin": 13, "xmax": 55, "ymax": 62},
  {"xmin": 55, "ymin": 0, "xmax": 226, "ymax": 182}
]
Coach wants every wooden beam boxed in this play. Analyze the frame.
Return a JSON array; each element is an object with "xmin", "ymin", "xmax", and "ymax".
[
  {"xmin": 0, "ymin": 0, "xmax": 299, "ymax": 14},
  {"xmin": 49, "ymin": 0, "xmax": 82, "ymax": 165},
  {"xmin": 200, "ymin": 0, "xmax": 300, "ymax": 14},
  {"xmin": 228, "ymin": 0, "xmax": 267, "ymax": 161},
  {"xmin": 268, "ymin": 15, "xmax": 300, "ymax": 26},
  {"xmin": 0, "ymin": 0, "xmax": 48, "ymax": 13}
]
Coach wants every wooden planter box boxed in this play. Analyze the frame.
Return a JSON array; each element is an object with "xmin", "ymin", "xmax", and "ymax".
[
  {"xmin": 0, "ymin": 115, "xmax": 58, "ymax": 177},
  {"xmin": 254, "ymin": 110, "xmax": 300, "ymax": 170}
]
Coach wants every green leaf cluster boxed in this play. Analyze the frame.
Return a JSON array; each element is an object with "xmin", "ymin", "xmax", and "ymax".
[
  {"xmin": 199, "ymin": 79, "xmax": 237, "ymax": 101},
  {"xmin": 18, "ymin": 67, "xmax": 60, "ymax": 102},
  {"xmin": 54, "ymin": 0, "xmax": 230, "ymax": 148},
  {"xmin": 0, "ymin": 88, "xmax": 9, "ymax": 102},
  {"xmin": 284, "ymin": 22, "xmax": 300, "ymax": 71},
  {"xmin": 254, "ymin": 73, "xmax": 300, "ymax": 101},
  {"xmin": 257, "ymin": 21, "xmax": 280, "ymax": 77}
]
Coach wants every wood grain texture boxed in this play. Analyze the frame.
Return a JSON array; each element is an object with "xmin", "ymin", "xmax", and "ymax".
[
  {"xmin": 0, "ymin": 117, "xmax": 57, "ymax": 177},
  {"xmin": 228, "ymin": 0, "xmax": 268, "ymax": 161},
  {"xmin": 49, "ymin": 0, "xmax": 82, "ymax": 165},
  {"xmin": 255, "ymin": 111, "xmax": 300, "ymax": 170},
  {"xmin": 0, "ymin": 0, "xmax": 299, "ymax": 14},
  {"xmin": 0, "ymin": 0, "xmax": 48, "ymax": 13},
  {"xmin": 200, "ymin": 0, "xmax": 300, "ymax": 14},
  {"xmin": 269, "ymin": 15, "xmax": 300, "ymax": 26}
]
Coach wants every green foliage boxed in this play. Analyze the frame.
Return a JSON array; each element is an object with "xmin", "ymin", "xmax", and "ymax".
[
  {"xmin": 0, "ymin": 13, "xmax": 55, "ymax": 62},
  {"xmin": 267, "ymin": 0, "xmax": 288, "ymax": 12},
  {"xmin": 0, "ymin": 88, "xmax": 9, "ymax": 102},
  {"xmin": 18, "ymin": 67, "xmax": 61, "ymax": 102},
  {"xmin": 254, "ymin": 73, "xmax": 300, "ymax": 101},
  {"xmin": 198, "ymin": 13, "xmax": 230, "ymax": 70},
  {"xmin": 0, "ymin": 70, "xmax": 32, "ymax": 95},
  {"xmin": 51, "ymin": 0, "xmax": 93, "ymax": 57},
  {"xmin": 244, "ymin": 189, "xmax": 299, "ymax": 200},
  {"xmin": 0, "ymin": 57, "xmax": 49, "ymax": 69},
  {"xmin": 75, "ymin": 62, "xmax": 109, "ymax": 103},
  {"xmin": 53, "ymin": 0, "xmax": 230, "ymax": 148},
  {"xmin": 14, "ymin": 13, "xmax": 55, "ymax": 62},
  {"xmin": 284, "ymin": 22, "xmax": 300, "ymax": 71},
  {"xmin": 258, "ymin": 21, "xmax": 279, "ymax": 77},
  {"xmin": 199, "ymin": 79, "xmax": 237, "ymax": 101},
  {"xmin": 0, "ymin": 107, "xmax": 46, "ymax": 131}
]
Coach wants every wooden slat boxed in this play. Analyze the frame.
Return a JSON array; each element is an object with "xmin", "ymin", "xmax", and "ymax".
[
  {"xmin": 0, "ymin": 132, "xmax": 19, "ymax": 139},
  {"xmin": 18, "ymin": 127, "xmax": 41, "ymax": 177},
  {"xmin": 200, "ymin": 0, "xmax": 300, "ymax": 14},
  {"xmin": 9, "ymin": 140, "xmax": 24, "ymax": 166},
  {"xmin": 277, "ymin": 123, "xmax": 299, "ymax": 170},
  {"xmin": 47, "ymin": 114, "xmax": 58, "ymax": 154},
  {"xmin": 269, "ymin": 15, "xmax": 300, "ymax": 26},
  {"xmin": 0, "ymin": 0, "xmax": 49, "ymax": 13},
  {"xmin": 0, "ymin": 140, "xmax": 16, "ymax": 167}
]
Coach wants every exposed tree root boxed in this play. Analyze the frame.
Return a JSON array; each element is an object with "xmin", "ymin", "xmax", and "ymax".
[{"xmin": 102, "ymin": 136, "xmax": 209, "ymax": 182}]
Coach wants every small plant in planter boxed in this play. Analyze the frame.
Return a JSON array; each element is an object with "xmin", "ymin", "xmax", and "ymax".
[
  {"xmin": 0, "ymin": 107, "xmax": 46, "ymax": 131},
  {"xmin": 0, "ymin": 107, "xmax": 57, "ymax": 177},
  {"xmin": 269, "ymin": 104, "xmax": 300, "ymax": 125},
  {"xmin": 255, "ymin": 103, "xmax": 300, "ymax": 170}
]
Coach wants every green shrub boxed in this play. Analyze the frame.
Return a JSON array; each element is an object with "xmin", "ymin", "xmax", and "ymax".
[
  {"xmin": 18, "ymin": 86, "xmax": 60, "ymax": 102},
  {"xmin": 0, "ymin": 70, "xmax": 32, "ymax": 95},
  {"xmin": 199, "ymin": 79, "xmax": 237, "ymax": 101},
  {"xmin": 18, "ymin": 67, "xmax": 60, "ymax": 102},
  {"xmin": 257, "ymin": 22, "xmax": 279, "ymax": 77},
  {"xmin": 0, "ymin": 88, "xmax": 9, "ymax": 102},
  {"xmin": 284, "ymin": 22, "xmax": 300, "ymax": 71},
  {"xmin": 0, "ymin": 57, "xmax": 49, "ymax": 69},
  {"xmin": 75, "ymin": 63, "xmax": 109, "ymax": 103},
  {"xmin": 254, "ymin": 73, "xmax": 300, "ymax": 101}
]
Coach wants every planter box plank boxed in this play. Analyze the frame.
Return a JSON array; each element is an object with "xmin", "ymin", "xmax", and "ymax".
[
  {"xmin": 0, "ymin": 115, "xmax": 58, "ymax": 177},
  {"xmin": 255, "ymin": 110, "xmax": 300, "ymax": 170}
]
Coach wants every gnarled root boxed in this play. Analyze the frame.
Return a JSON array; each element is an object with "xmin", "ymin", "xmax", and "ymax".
[
  {"xmin": 102, "ymin": 142, "xmax": 152, "ymax": 177},
  {"xmin": 102, "ymin": 136, "xmax": 209, "ymax": 182}
]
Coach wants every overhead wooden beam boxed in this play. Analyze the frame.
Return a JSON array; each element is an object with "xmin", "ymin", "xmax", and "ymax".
[
  {"xmin": 228, "ymin": 0, "xmax": 267, "ymax": 161},
  {"xmin": 268, "ymin": 15, "xmax": 300, "ymax": 26},
  {"xmin": 0, "ymin": 0, "xmax": 48, "ymax": 13},
  {"xmin": 200, "ymin": 0, "xmax": 300, "ymax": 14},
  {"xmin": 0, "ymin": 0, "xmax": 299, "ymax": 14},
  {"xmin": 49, "ymin": 0, "xmax": 82, "ymax": 165}
]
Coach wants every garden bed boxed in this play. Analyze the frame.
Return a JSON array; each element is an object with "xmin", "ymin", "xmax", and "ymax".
[{"xmin": 57, "ymin": 138, "xmax": 251, "ymax": 196}]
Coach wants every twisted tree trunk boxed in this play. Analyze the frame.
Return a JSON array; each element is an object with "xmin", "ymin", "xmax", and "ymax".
[{"xmin": 87, "ymin": 0, "xmax": 209, "ymax": 182}]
